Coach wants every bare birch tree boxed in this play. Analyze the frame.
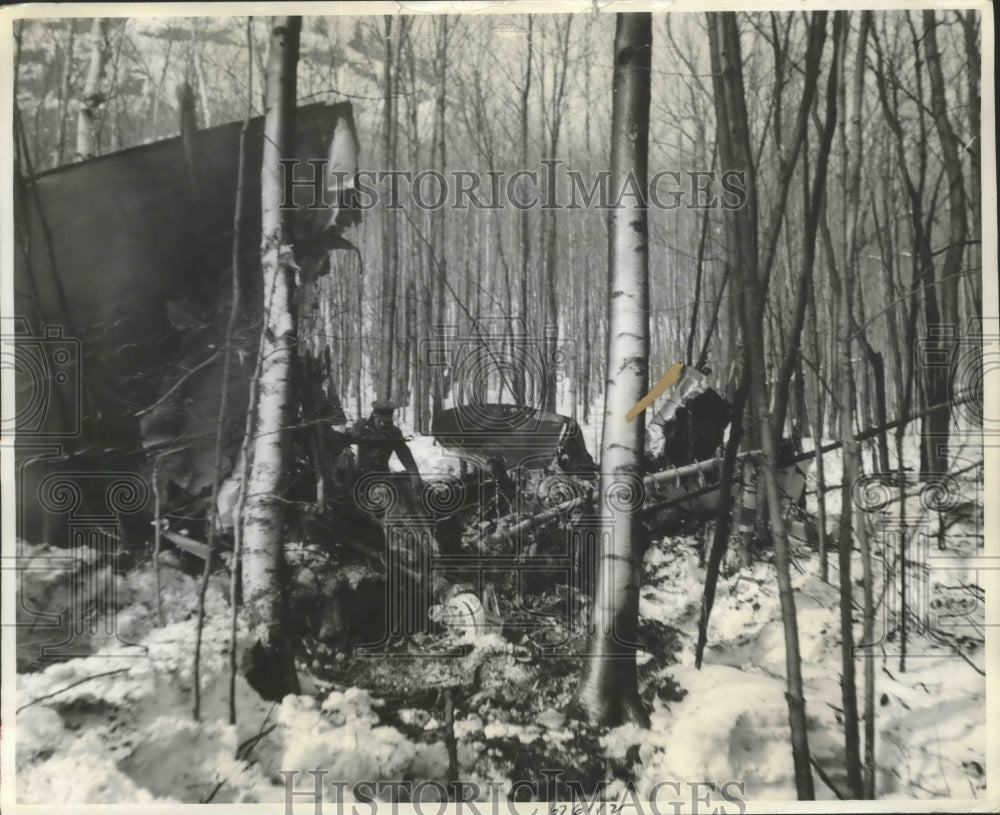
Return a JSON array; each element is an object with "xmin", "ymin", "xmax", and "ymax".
[
  {"xmin": 240, "ymin": 15, "xmax": 302, "ymax": 702},
  {"xmin": 75, "ymin": 17, "xmax": 107, "ymax": 161},
  {"xmin": 570, "ymin": 12, "xmax": 651, "ymax": 729}
]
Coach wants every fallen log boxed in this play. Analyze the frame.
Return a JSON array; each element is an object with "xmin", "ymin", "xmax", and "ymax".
[{"xmin": 783, "ymin": 396, "xmax": 976, "ymax": 468}]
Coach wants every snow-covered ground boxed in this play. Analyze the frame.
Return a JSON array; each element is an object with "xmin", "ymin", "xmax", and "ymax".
[
  {"xmin": 10, "ymin": 418, "xmax": 987, "ymax": 806},
  {"xmin": 631, "ymin": 536, "xmax": 986, "ymax": 802}
]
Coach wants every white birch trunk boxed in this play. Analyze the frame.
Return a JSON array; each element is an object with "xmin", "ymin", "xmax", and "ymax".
[
  {"xmin": 240, "ymin": 16, "xmax": 302, "ymax": 702},
  {"xmin": 570, "ymin": 13, "xmax": 652, "ymax": 728}
]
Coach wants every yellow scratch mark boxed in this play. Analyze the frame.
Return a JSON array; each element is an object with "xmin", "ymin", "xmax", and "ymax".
[{"xmin": 625, "ymin": 362, "xmax": 684, "ymax": 422}]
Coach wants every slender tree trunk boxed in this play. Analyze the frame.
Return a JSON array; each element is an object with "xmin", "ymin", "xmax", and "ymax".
[
  {"xmin": 581, "ymin": 298, "xmax": 592, "ymax": 423},
  {"xmin": 686, "ymin": 154, "xmax": 714, "ymax": 366},
  {"xmin": 858, "ymin": 479, "xmax": 876, "ymax": 797},
  {"xmin": 849, "ymin": 9, "xmax": 878, "ymax": 758},
  {"xmin": 856, "ymin": 322, "xmax": 891, "ymax": 474},
  {"xmin": 842, "ymin": 11, "xmax": 879, "ymax": 796},
  {"xmin": 53, "ymin": 24, "xmax": 75, "ymax": 166},
  {"xmin": 150, "ymin": 37, "xmax": 173, "ymax": 138},
  {"xmin": 355, "ymin": 260, "xmax": 364, "ymax": 419},
  {"xmin": 392, "ymin": 19, "xmax": 415, "ymax": 412},
  {"xmin": 922, "ymin": 9, "xmax": 968, "ymax": 472},
  {"xmin": 429, "ymin": 17, "xmax": 449, "ymax": 422},
  {"xmin": 838, "ymin": 323, "xmax": 876, "ymax": 798},
  {"xmin": 570, "ymin": 13, "xmax": 652, "ymax": 729},
  {"xmin": 834, "ymin": 170, "xmax": 865, "ymax": 801},
  {"xmin": 378, "ymin": 17, "xmax": 396, "ymax": 401},
  {"xmin": 839, "ymin": 12, "xmax": 884, "ymax": 797},
  {"xmin": 772, "ymin": 25, "xmax": 840, "ymax": 440},
  {"xmin": 13, "ymin": 20, "xmax": 22, "ymax": 94},
  {"xmin": 871, "ymin": 171, "xmax": 905, "ymax": 416},
  {"xmin": 708, "ymin": 12, "xmax": 814, "ymax": 798},
  {"xmin": 240, "ymin": 16, "xmax": 302, "ymax": 702},
  {"xmin": 194, "ymin": 39, "xmax": 213, "ymax": 128},
  {"xmin": 960, "ymin": 11, "xmax": 981, "ymax": 319},
  {"xmin": 193, "ymin": 17, "xmax": 255, "ymax": 720},
  {"xmin": 543, "ymin": 207, "xmax": 560, "ymax": 412},
  {"xmin": 818, "ymin": 13, "xmax": 866, "ymax": 796},
  {"xmin": 104, "ymin": 23, "xmax": 126, "ymax": 153},
  {"xmin": 227, "ymin": 15, "xmax": 254, "ymax": 725},
  {"xmin": 177, "ymin": 81, "xmax": 199, "ymax": 200},
  {"xmin": 541, "ymin": 19, "xmax": 571, "ymax": 413},
  {"xmin": 695, "ymin": 264, "xmax": 729, "ymax": 371},
  {"xmin": 517, "ymin": 16, "xmax": 533, "ymax": 405},
  {"xmin": 808, "ymin": 285, "xmax": 829, "ymax": 582},
  {"xmin": 871, "ymin": 20, "xmax": 942, "ymax": 479},
  {"xmin": 76, "ymin": 17, "xmax": 107, "ymax": 161},
  {"xmin": 758, "ymin": 12, "xmax": 830, "ymax": 292},
  {"xmin": 791, "ymin": 356, "xmax": 808, "ymax": 451},
  {"xmin": 696, "ymin": 380, "xmax": 748, "ymax": 667},
  {"xmin": 871, "ymin": 18, "xmax": 937, "ymax": 669},
  {"xmin": 413, "ymin": 25, "xmax": 435, "ymax": 433}
]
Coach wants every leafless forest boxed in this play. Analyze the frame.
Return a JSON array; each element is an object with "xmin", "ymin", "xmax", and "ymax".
[{"xmin": 8, "ymin": 9, "xmax": 990, "ymax": 808}]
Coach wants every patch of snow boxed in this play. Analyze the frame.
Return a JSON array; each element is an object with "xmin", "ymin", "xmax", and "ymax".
[
  {"xmin": 19, "ymin": 749, "xmax": 170, "ymax": 805},
  {"xmin": 482, "ymin": 721, "xmax": 542, "ymax": 745},
  {"xmin": 636, "ymin": 525, "xmax": 985, "ymax": 802}
]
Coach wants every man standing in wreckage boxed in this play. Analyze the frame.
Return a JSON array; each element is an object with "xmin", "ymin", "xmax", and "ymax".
[{"xmin": 346, "ymin": 400, "xmax": 425, "ymax": 511}]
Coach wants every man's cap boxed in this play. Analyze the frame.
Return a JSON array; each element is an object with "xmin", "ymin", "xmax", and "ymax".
[{"xmin": 372, "ymin": 399, "xmax": 399, "ymax": 413}]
